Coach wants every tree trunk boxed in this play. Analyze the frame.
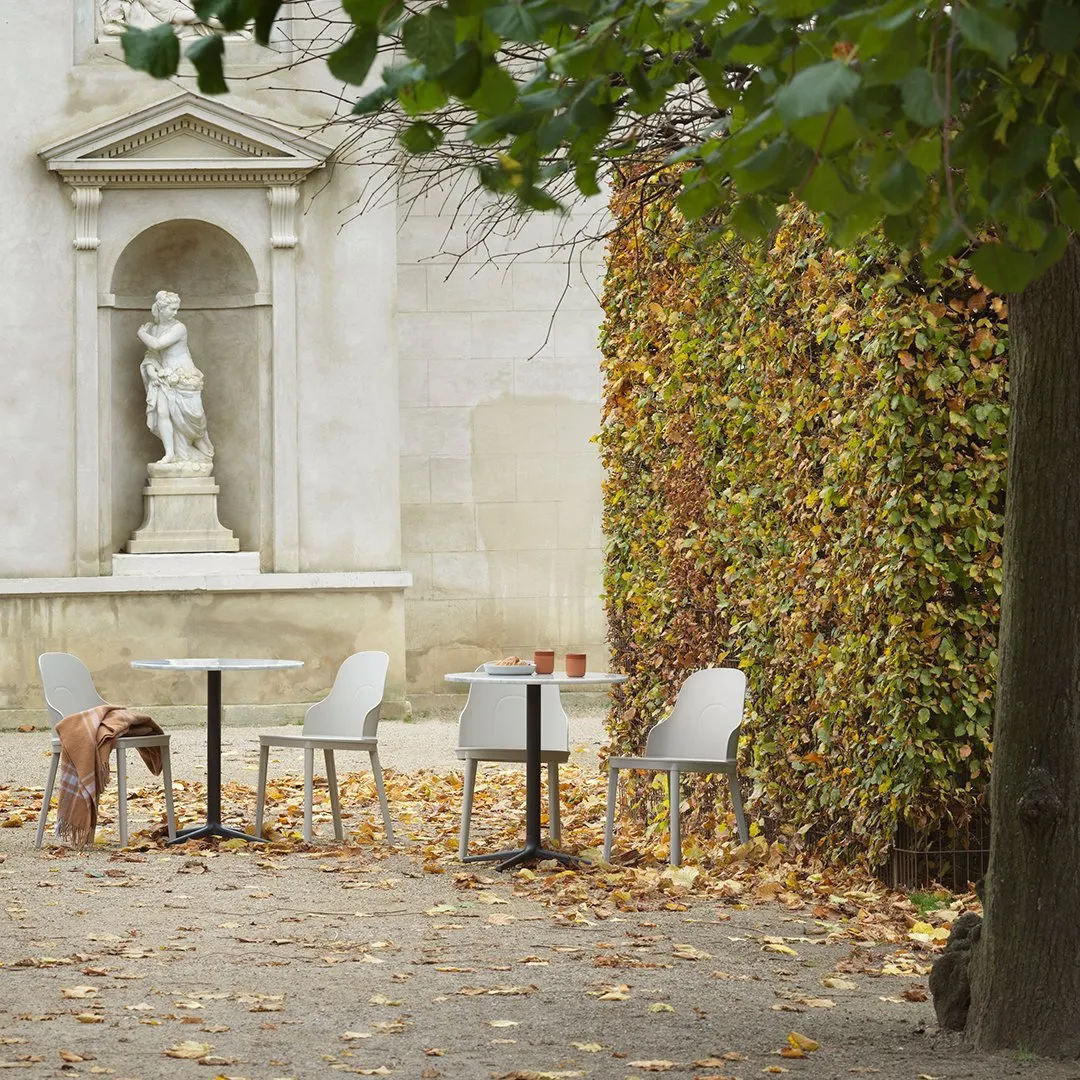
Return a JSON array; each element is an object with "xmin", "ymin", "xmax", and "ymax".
[{"xmin": 967, "ymin": 235, "xmax": 1080, "ymax": 1056}]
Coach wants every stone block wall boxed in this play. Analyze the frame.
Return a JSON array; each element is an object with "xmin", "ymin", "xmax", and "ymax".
[{"xmin": 396, "ymin": 182, "xmax": 609, "ymax": 698}]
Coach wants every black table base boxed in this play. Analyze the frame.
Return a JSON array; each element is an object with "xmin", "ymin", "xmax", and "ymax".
[
  {"xmin": 462, "ymin": 683, "xmax": 584, "ymax": 871},
  {"xmin": 167, "ymin": 669, "xmax": 265, "ymax": 845}
]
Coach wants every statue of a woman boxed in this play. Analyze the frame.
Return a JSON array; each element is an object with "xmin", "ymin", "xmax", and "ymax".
[
  {"xmin": 138, "ymin": 291, "xmax": 215, "ymax": 470},
  {"xmin": 100, "ymin": 0, "xmax": 203, "ymax": 35}
]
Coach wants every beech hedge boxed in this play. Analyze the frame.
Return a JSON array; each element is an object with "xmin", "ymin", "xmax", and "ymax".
[{"xmin": 599, "ymin": 190, "xmax": 1007, "ymax": 864}]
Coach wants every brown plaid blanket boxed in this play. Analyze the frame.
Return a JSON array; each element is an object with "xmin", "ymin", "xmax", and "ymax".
[{"xmin": 55, "ymin": 705, "xmax": 165, "ymax": 848}]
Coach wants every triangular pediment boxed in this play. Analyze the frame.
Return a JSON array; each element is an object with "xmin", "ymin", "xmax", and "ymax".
[{"xmin": 40, "ymin": 92, "xmax": 331, "ymax": 186}]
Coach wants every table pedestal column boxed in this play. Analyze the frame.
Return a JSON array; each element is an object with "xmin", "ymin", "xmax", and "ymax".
[
  {"xmin": 170, "ymin": 670, "xmax": 265, "ymax": 844},
  {"xmin": 464, "ymin": 683, "xmax": 583, "ymax": 871}
]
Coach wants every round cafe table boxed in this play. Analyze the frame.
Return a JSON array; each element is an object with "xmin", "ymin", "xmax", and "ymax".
[
  {"xmin": 445, "ymin": 669, "xmax": 626, "ymax": 870},
  {"xmin": 132, "ymin": 658, "xmax": 303, "ymax": 844}
]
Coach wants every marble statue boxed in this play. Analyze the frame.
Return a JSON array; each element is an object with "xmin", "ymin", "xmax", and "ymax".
[
  {"xmin": 138, "ymin": 291, "xmax": 215, "ymax": 472},
  {"xmin": 100, "ymin": 0, "xmax": 209, "ymax": 36}
]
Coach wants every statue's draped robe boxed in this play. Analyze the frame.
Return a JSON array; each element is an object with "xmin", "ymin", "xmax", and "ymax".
[{"xmin": 140, "ymin": 356, "xmax": 214, "ymax": 462}]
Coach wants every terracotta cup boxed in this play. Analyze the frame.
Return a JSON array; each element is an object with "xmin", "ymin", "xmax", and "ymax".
[
  {"xmin": 533, "ymin": 649, "xmax": 555, "ymax": 675},
  {"xmin": 565, "ymin": 653, "xmax": 587, "ymax": 678}
]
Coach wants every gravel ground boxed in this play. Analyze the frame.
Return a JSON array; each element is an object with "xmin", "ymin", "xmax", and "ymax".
[{"xmin": 0, "ymin": 717, "xmax": 1077, "ymax": 1080}]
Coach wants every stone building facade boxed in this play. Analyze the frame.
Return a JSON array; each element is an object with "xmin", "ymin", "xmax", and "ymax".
[{"xmin": 0, "ymin": 3, "xmax": 606, "ymax": 724}]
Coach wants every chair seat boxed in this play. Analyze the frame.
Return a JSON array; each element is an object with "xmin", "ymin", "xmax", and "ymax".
[
  {"xmin": 49, "ymin": 732, "xmax": 170, "ymax": 751},
  {"xmin": 608, "ymin": 755, "xmax": 734, "ymax": 773},
  {"xmin": 259, "ymin": 733, "xmax": 378, "ymax": 751},
  {"xmin": 457, "ymin": 747, "xmax": 570, "ymax": 764}
]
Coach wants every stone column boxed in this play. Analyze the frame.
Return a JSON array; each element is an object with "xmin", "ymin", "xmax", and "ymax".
[
  {"xmin": 72, "ymin": 185, "xmax": 103, "ymax": 576},
  {"xmin": 268, "ymin": 183, "xmax": 300, "ymax": 573}
]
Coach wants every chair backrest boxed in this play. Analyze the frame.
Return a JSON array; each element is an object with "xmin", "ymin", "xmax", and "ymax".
[
  {"xmin": 644, "ymin": 668, "xmax": 746, "ymax": 762},
  {"xmin": 39, "ymin": 652, "xmax": 107, "ymax": 736},
  {"xmin": 303, "ymin": 651, "xmax": 390, "ymax": 739},
  {"xmin": 456, "ymin": 677, "xmax": 569, "ymax": 755}
]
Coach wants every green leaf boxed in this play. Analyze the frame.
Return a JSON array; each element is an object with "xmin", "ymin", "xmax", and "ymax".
[
  {"xmin": 774, "ymin": 62, "xmax": 862, "ymax": 123},
  {"xmin": 351, "ymin": 84, "xmax": 394, "ymax": 115},
  {"xmin": 730, "ymin": 196, "xmax": 777, "ymax": 239},
  {"xmin": 755, "ymin": 0, "xmax": 822, "ymax": 15},
  {"xmin": 676, "ymin": 170, "xmax": 722, "ymax": 220},
  {"xmin": 575, "ymin": 157, "xmax": 601, "ymax": 197},
  {"xmin": 120, "ymin": 23, "xmax": 180, "ymax": 79},
  {"xmin": 801, "ymin": 161, "xmax": 855, "ymax": 217},
  {"xmin": 953, "ymin": 5, "xmax": 1017, "ymax": 68},
  {"xmin": 192, "ymin": 0, "xmax": 254, "ymax": 32},
  {"xmin": 439, "ymin": 43, "xmax": 484, "ymax": 98},
  {"xmin": 343, "ymin": 0, "xmax": 403, "ymax": 28},
  {"xmin": 467, "ymin": 62, "xmax": 519, "ymax": 115},
  {"xmin": 789, "ymin": 104, "xmax": 861, "ymax": 154},
  {"xmin": 900, "ymin": 68, "xmax": 944, "ymax": 127},
  {"xmin": 1055, "ymin": 185, "xmax": 1080, "ymax": 232},
  {"xmin": 400, "ymin": 79, "xmax": 450, "ymax": 116},
  {"xmin": 399, "ymin": 120, "xmax": 445, "ymax": 153},
  {"xmin": 185, "ymin": 34, "xmax": 227, "ymax": 95},
  {"xmin": 1040, "ymin": 0, "xmax": 1080, "ymax": 54},
  {"xmin": 327, "ymin": 28, "xmax": 379, "ymax": 86},
  {"xmin": 402, "ymin": 7, "xmax": 458, "ymax": 74},
  {"xmin": 484, "ymin": 3, "xmax": 540, "ymax": 41},
  {"xmin": 968, "ymin": 242, "xmax": 1037, "ymax": 293},
  {"xmin": 875, "ymin": 156, "xmax": 924, "ymax": 213},
  {"xmin": 253, "ymin": 0, "xmax": 283, "ymax": 44}
]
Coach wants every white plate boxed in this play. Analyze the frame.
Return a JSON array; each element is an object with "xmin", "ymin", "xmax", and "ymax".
[{"xmin": 482, "ymin": 662, "xmax": 536, "ymax": 676}]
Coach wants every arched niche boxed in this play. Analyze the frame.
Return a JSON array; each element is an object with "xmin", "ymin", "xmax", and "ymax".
[
  {"xmin": 108, "ymin": 220, "xmax": 266, "ymax": 558},
  {"xmin": 40, "ymin": 92, "xmax": 332, "ymax": 575}
]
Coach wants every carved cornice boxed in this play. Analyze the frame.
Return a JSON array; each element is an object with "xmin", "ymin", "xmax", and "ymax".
[
  {"xmin": 50, "ymin": 166, "xmax": 317, "ymax": 188},
  {"xmin": 39, "ymin": 92, "xmax": 331, "ymax": 190}
]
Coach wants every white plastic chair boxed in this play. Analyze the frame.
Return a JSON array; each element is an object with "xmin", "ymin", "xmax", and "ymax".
[
  {"xmin": 36, "ymin": 652, "xmax": 176, "ymax": 848},
  {"xmin": 603, "ymin": 668, "xmax": 749, "ymax": 866},
  {"xmin": 254, "ymin": 651, "xmax": 394, "ymax": 844},
  {"xmin": 456, "ymin": 675, "xmax": 570, "ymax": 860}
]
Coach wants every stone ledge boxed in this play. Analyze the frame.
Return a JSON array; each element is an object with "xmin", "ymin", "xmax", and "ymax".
[{"xmin": 0, "ymin": 571, "xmax": 413, "ymax": 596}]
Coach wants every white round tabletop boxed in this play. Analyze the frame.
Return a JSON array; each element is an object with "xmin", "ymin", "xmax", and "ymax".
[
  {"xmin": 445, "ymin": 670, "xmax": 626, "ymax": 686},
  {"xmin": 131, "ymin": 658, "xmax": 305, "ymax": 671}
]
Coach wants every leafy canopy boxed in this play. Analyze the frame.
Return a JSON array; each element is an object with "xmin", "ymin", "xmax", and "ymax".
[{"xmin": 124, "ymin": 1, "xmax": 1080, "ymax": 292}]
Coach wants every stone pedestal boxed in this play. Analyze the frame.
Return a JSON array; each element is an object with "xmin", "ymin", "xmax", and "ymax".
[
  {"xmin": 112, "ymin": 552, "xmax": 259, "ymax": 576},
  {"xmin": 126, "ymin": 472, "xmax": 240, "ymax": 554}
]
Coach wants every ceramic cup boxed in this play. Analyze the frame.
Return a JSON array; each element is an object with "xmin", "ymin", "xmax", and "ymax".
[
  {"xmin": 565, "ymin": 653, "xmax": 586, "ymax": 678},
  {"xmin": 534, "ymin": 649, "xmax": 555, "ymax": 675}
]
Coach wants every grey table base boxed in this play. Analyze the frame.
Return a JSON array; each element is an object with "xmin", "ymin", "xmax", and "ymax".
[
  {"xmin": 446, "ymin": 671, "xmax": 625, "ymax": 871},
  {"xmin": 132, "ymin": 659, "xmax": 303, "ymax": 845}
]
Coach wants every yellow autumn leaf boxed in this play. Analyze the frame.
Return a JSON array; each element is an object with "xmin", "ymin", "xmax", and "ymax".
[
  {"xmin": 788, "ymin": 1031, "xmax": 821, "ymax": 1052},
  {"xmin": 164, "ymin": 1041, "xmax": 212, "ymax": 1059},
  {"xmin": 762, "ymin": 943, "xmax": 799, "ymax": 956}
]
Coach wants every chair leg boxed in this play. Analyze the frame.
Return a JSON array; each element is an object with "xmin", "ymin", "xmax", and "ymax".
[
  {"xmin": 116, "ymin": 747, "xmax": 129, "ymax": 848},
  {"xmin": 603, "ymin": 766, "xmax": 619, "ymax": 862},
  {"xmin": 254, "ymin": 743, "xmax": 270, "ymax": 837},
  {"xmin": 668, "ymin": 768, "xmax": 681, "ymax": 867},
  {"xmin": 161, "ymin": 745, "xmax": 176, "ymax": 841},
  {"xmin": 303, "ymin": 747, "xmax": 314, "ymax": 843},
  {"xmin": 459, "ymin": 758, "xmax": 478, "ymax": 860},
  {"xmin": 36, "ymin": 751, "xmax": 59, "ymax": 850},
  {"xmin": 324, "ymin": 749, "xmax": 343, "ymax": 842},
  {"xmin": 727, "ymin": 769, "xmax": 749, "ymax": 844},
  {"xmin": 547, "ymin": 762, "xmax": 561, "ymax": 845},
  {"xmin": 369, "ymin": 749, "xmax": 394, "ymax": 844}
]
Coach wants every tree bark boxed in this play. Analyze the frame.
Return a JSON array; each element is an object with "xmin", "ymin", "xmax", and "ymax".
[{"xmin": 967, "ymin": 235, "xmax": 1080, "ymax": 1056}]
